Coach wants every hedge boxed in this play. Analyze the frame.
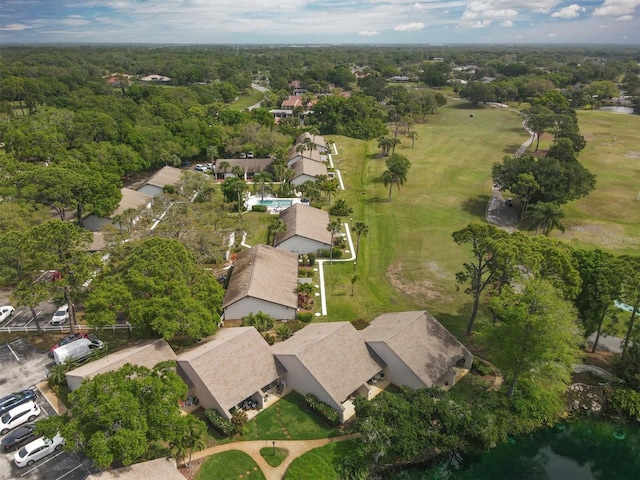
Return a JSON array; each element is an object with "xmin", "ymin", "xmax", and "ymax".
[
  {"xmin": 304, "ymin": 394, "xmax": 341, "ymax": 426},
  {"xmin": 251, "ymin": 205, "xmax": 268, "ymax": 212},
  {"xmin": 205, "ymin": 408, "xmax": 236, "ymax": 436},
  {"xmin": 297, "ymin": 311, "xmax": 313, "ymax": 323}
]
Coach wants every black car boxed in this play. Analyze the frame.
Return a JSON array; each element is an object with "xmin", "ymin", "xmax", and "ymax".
[
  {"xmin": 0, "ymin": 389, "xmax": 37, "ymax": 417},
  {"xmin": 0, "ymin": 423, "xmax": 36, "ymax": 452}
]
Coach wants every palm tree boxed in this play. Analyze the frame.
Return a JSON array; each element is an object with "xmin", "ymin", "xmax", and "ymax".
[
  {"xmin": 269, "ymin": 218, "xmax": 286, "ymax": 246},
  {"xmin": 232, "ymin": 165, "xmax": 245, "ymax": 180},
  {"xmin": 526, "ymin": 201, "xmax": 565, "ymax": 235},
  {"xmin": 296, "ymin": 143, "xmax": 306, "ymax": 154},
  {"xmin": 218, "ymin": 160, "xmax": 230, "ymax": 180},
  {"xmin": 253, "ymin": 171, "xmax": 272, "ymax": 201},
  {"xmin": 327, "ymin": 219, "xmax": 342, "ymax": 265},
  {"xmin": 170, "ymin": 415, "xmax": 207, "ymax": 468},
  {"xmin": 407, "ymin": 131, "xmax": 418, "ymax": 148},
  {"xmin": 353, "ymin": 221, "xmax": 369, "ymax": 264},
  {"xmin": 389, "ymin": 137, "xmax": 401, "ymax": 155},
  {"xmin": 382, "ymin": 154, "xmax": 411, "ymax": 202},
  {"xmin": 242, "ymin": 311, "xmax": 275, "ymax": 332}
]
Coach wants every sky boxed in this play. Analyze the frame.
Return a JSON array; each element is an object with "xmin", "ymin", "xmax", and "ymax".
[{"xmin": 0, "ymin": 0, "xmax": 638, "ymax": 45}]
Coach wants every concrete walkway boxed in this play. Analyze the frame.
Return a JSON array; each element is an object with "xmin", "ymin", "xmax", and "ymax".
[{"xmin": 187, "ymin": 433, "xmax": 361, "ymax": 480}]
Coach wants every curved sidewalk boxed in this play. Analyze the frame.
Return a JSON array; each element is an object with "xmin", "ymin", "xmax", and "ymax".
[{"xmin": 187, "ymin": 433, "xmax": 361, "ymax": 480}]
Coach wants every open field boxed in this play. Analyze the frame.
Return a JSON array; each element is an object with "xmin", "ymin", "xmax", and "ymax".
[
  {"xmin": 322, "ymin": 102, "xmax": 640, "ymax": 339},
  {"xmin": 231, "ymin": 88, "xmax": 264, "ymax": 110}
]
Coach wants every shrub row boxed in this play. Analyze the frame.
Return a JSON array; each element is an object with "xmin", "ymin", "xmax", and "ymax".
[
  {"xmin": 252, "ymin": 205, "xmax": 268, "ymax": 212},
  {"xmin": 304, "ymin": 394, "xmax": 341, "ymax": 426},
  {"xmin": 296, "ymin": 311, "xmax": 313, "ymax": 323},
  {"xmin": 317, "ymin": 248, "xmax": 343, "ymax": 259},
  {"xmin": 205, "ymin": 408, "xmax": 236, "ymax": 436}
]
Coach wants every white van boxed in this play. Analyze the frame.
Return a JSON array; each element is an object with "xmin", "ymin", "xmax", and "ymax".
[{"xmin": 52, "ymin": 334, "xmax": 104, "ymax": 365}]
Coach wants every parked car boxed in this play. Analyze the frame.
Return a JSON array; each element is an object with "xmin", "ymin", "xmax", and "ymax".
[
  {"xmin": 0, "ymin": 305, "xmax": 15, "ymax": 323},
  {"xmin": 14, "ymin": 433, "xmax": 65, "ymax": 468},
  {"xmin": 52, "ymin": 334, "xmax": 104, "ymax": 365},
  {"xmin": 48, "ymin": 332, "xmax": 89, "ymax": 358},
  {"xmin": 194, "ymin": 164, "xmax": 206, "ymax": 172},
  {"xmin": 246, "ymin": 151, "xmax": 255, "ymax": 158},
  {"xmin": 0, "ymin": 402, "xmax": 40, "ymax": 435},
  {"xmin": 0, "ymin": 389, "xmax": 37, "ymax": 417},
  {"xmin": 1, "ymin": 424, "xmax": 37, "ymax": 452},
  {"xmin": 50, "ymin": 304, "xmax": 70, "ymax": 325}
]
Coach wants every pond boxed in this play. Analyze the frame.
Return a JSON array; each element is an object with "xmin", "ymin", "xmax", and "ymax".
[
  {"xmin": 390, "ymin": 419, "xmax": 640, "ymax": 480},
  {"xmin": 598, "ymin": 106, "xmax": 635, "ymax": 114}
]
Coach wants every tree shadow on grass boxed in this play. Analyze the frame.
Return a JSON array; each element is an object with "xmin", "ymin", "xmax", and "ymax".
[
  {"xmin": 448, "ymin": 102, "xmax": 478, "ymax": 110},
  {"xmin": 461, "ymin": 195, "xmax": 491, "ymax": 219},
  {"xmin": 503, "ymin": 144, "xmax": 523, "ymax": 155}
]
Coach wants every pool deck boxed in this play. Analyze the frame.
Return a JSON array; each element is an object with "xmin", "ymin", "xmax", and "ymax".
[{"xmin": 245, "ymin": 195, "xmax": 302, "ymax": 214}]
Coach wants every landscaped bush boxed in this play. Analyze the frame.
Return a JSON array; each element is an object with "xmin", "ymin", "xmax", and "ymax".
[
  {"xmin": 205, "ymin": 408, "xmax": 236, "ymax": 436},
  {"xmin": 298, "ymin": 268, "xmax": 314, "ymax": 278},
  {"xmin": 307, "ymin": 253, "xmax": 316, "ymax": 266},
  {"xmin": 473, "ymin": 360, "xmax": 493, "ymax": 376},
  {"xmin": 304, "ymin": 394, "xmax": 341, "ymax": 426},
  {"xmin": 297, "ymin": 311, "xmax": 313, "ymax": 323},
  {"xmin": 232, "ymin": 409, "xmax": 249, "ymax": 432},
  {"xmin": 350, "ymin": 319, "xmax": 370, "ymax": 330},
  {"xmin": 296, "ymin": 282, "xmax": 315, "ymax": 294},
  {"xmin": 297, "ymin": 293, "xmax": 314, "ymax": 310},
  {"xmin": 251, "ymin": 204, "xmax": 268, "ymax": 212},
  {"xmin": 263, "ymin": 332, "xmax": 276, "ymax": 345},
  {"xmin": 329, "ymin": 199, "xmax": 353, "ymax": 217},
  {"xmin": 332, "ymin": 247, "xmax": 343, "ymax": 259},
  {"xmin": 317, "ymin": 248, "xmax": 342, "ymax": 259}
]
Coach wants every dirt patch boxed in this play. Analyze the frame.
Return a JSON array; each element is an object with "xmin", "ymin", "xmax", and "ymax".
[
  {"xmin": 178, "ymin": 458, "xmax": 203, "ymax": 480},
  {"xmin": 583, "ymin": 348, "xmax": 616, "ymax": 370},
  {"xmin": 624, "ymin": 151, "xmax": 640, "ymax": 159},
  {"xmin": 386, "ymin": 263, "xmax": 448, "ymax": 302}
]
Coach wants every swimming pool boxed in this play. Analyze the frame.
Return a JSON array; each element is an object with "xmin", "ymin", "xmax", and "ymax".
[{"xmin": 258, "ymin": 199, "xmax": 294, "ymax": 207}]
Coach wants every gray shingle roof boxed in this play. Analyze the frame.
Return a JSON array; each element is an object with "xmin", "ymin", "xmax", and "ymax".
[
  {"xmin": 113, "ymin": 188, "xmax": 153, "ymax": 217},
  {"xmin": 290, "ymin": 158, "xmax": 327, "ymax": 181},
  {"xmin": 362, "ymin": 311, "xmax": 471, "ymax": 386},
  {"xmin": 295, "ymin": 132, "xmax": 327, "ymax": 149},
  {"xmin": 66, "ymin": 339, "xmax": 176, "ymax": 382},
  {"xmin": 214, "ymin": 158, "xmax": 274, "ymax": 174},
  {"xmin": 222, "ymin": 244, "xmax": 298, "ymax": 310},
  {"xmin": 287, "ymin": 146, "xmax": 322, "ymax": 163},
  {"xmin": 144, "ymin": 166, "xmax": 184, "ymax": 188},
  {"xmin": 272, "ymin": 322, "xmax": 382, "ymax": 405},
  {"xmin": 177, "ymin": 327, "xmax": 280, "ymax": 413},
  {"xmin": 86, "ymin": 457, "xmax": 183, "ymax": 480},
  {"xmin": 274, "ymin": 204, "xmax": 332, "ymax": 247}
]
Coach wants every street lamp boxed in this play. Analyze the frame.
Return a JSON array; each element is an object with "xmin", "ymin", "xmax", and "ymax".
[
  {"xmin": 353, "ymin": 261, "xmax": 357, "ymax": 272},
  {"xmin": 272, "ymin": 441, "xmax": 276, "ymax": 455}
]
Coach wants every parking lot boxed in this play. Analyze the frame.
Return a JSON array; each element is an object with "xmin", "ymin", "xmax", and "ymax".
[
  {"xmin": 0, "ymin": 339, "xmax": 97, "ymax": 480},
  {"xmin": 0, "ymin": 288, "xmax": 64, "ymax": 332}
]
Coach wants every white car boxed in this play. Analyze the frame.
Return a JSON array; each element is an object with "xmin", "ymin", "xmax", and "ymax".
[
  {"xmin": 14, "ymin": 433, "xmax": 65, "ymax": 468},
  {"xmin": 50, "ymin": 304, "xmax": 70, "ymax": 325},
  {"xmin": 0, "ymin": 305, "xmax": 15, "ymax": 323},
  {"xmin": 0, "ymin": 401, "xmax": 40, "ymax": 435}
]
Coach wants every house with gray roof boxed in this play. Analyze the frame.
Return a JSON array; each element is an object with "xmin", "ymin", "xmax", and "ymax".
[
  {"xmin": 362, "ymin": 311, "xmax": 472, "ymax": 389},
  {"xmin": 274, "ymin": 204, "xmax": 332, "ymax": 254},
  {"xmin": 214, "ymin": 158, "xmax": 274, "ymax": 180},
  {"xmin": 177, "ymin": 327, "xmax": 283, "ymax": 420},
  {"xmin": 272, "ymin": 322, "xmax": 383, "ymax": 422},
  {"xmin": 65, "ymin": 339, "xmax": 177, "ymax": 391},
  {"xmin": 222, "ymin": 244, "xmax": 298, "ymax": 321},
  {"xmin": 289, "ymin": 158, "xmax": 328, "ymax": 187},
  {"xmin": 83, "ymin": 187, "xmax": 153, "ymax": 232},
  {"xmin": 86, "ymin": 457, "xmax": 182, "ymax": 480},
  {"xmin": 137, "ymin": 166, "xmax": 184, "ymax": 197},
  {"xmin": 287, "ymin": 146, "xmax": 323, "ymax": 168},
  {"xmin": 295, "ymin": 132, "xmax": 328, "ymax": 153}
]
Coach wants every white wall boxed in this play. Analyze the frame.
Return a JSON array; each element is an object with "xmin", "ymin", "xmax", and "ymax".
[
  {"xmin": 367, "ymin": 341, "xmax": 427, "ymax": 390},
  {"xmin": 224, "ymin": 297, "xmax": 296, "ymax": 321},
  {"xmin": 290, "ymin": 175, "xmax": 316, "ymax": 187},
  {"xmin": 277, "ymin": 236, "xmax": 330, "ymax": 255}
]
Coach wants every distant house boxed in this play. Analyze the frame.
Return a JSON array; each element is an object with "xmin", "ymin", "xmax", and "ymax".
[
  {"xmin": 214, "ymin": 158, "xmax": 274, "ymax": 180},
  {"xmin": 86, "ymin": 457, "xmax": 183, "ymax": 480},
  {"xmin": 289, "ymin": 158, "xmax": 328, "ymax": 187},
  {"xmin": 222, "ymin": 244, "xmax": 298, "ymax": 321},
  {"xmin": 388, "ymin": 75, "xmax": 410, "ymax": 82},
  {"xmin": 269, "ymin": 108, "xmax": 312, "ymax": 124},
  {"xmin": 272, "ymin": 322, "xmax": 384, "ymax": 422},
  {"xmin": 137, "ymin": 166, "xmax": 184, "ymax": 197},
  {"xmin": 65, "ymin": 339, "xmax": 177, "ymax": 391},
  {"xmin": 295, "ymin": 132, "xmax": 328, "ymax": 153},
  {"xmin": 140, "ymin": 74, "xmax": 171, "ymax": 83},
  {"xmin": 362, "ymin": 310, "xmax": 472, "ymax": 389},
  {"xmin": 177, "ymin": 327, "xmax": 283, "ymax": 420},
  {"xmin": 274, "ymin": 204, "xmax": 332, "ymax": 254},
  {"xmin": 89, "ymin": 232, "xmax": 107, "ymax": 252},
  {"xmin": 282, "ymin": 95, "xmax": 304, "ymax": 108},
  {"xmin": 83, "ymin": 187, "xmax": 153, "ymax": 232}
]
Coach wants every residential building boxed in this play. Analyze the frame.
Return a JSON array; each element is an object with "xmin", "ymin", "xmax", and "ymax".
[
  {"xmin": 139, "ymin": 74, "xmax": 171, "ymax": 83},
  {"xmin": 286, "ymin": 147, "xmax": 323, "ymax": 168},
  {"xmin": 214, "ymin": 158, "xmax": 274, "ymax": 180},
  {"xmin": 222, "ymin": 244, "xmax": 298, "ymax": 321},
  {"xmin": 65, "ymin": 339, "xmax": 177, "ymax": 391},
  {"xmin": 82, "ymin": 187, "xmax": 153, "ymax": 232},
  {"xmin": 295, "ymin": 132, "xmax": 328, "ymax": 153},
  {"xmin": 274, "ymin": 204, "xmax": 332, "ymax": 254},
  {"xmin": 137, "ymin": 166, "xmax": 184, "ymax": 197},
  {"xmin": 289, "ymin": 158, "xmax": 328, "ymax": 187}
]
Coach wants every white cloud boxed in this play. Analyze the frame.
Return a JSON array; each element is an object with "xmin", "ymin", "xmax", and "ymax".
[
  {"xmin": 551, "ymin": 4, "xmax": 586, "ymax": 18},
  {"xmin": 616, "ymin": 14, "xmax": 634, "ymax": 19},
  {"xmin": 0, "ymin": 23, "xmax": 32, "ymax": 31},
  {"xmin": 593, "ymin": 0, "xmax": 640, "ymax": 17},
  {"xmin": 393, "ymin": 22, "xmax": 425, "ymax": 31},
  {"xmin": 414, "ymin": 2, "xmax": 425, "ymax": 9},
  {"xmin": 501, "ymin": 19, "xmax": 514, "ymax": 26},
  {"xmin": 359, "ymin": 30, "xmax": 379, "ymax": 35}
]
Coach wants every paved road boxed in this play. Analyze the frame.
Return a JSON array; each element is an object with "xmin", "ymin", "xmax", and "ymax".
[
  {"xmin": 247, "ymin": 83, "xmax": 269, "ymax": 110},
  {"xmin": 587, "ymin": 333, "xmax": 626, "ymax": 354}
]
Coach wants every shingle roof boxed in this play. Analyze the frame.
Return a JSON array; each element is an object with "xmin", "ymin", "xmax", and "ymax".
[
  {"xmin": 274, "ymin": 204, "xmax": 332, "ymax": 247},
  {"xmin": 66, "ymin": 339, "xmax": 176, "ymax": 382},
  {"xmin": 290, "ymin": 158, "xmax": 327, "ymax": 181},
  {"xmin": 282, "ymin": 95, "xmax": 303, "ymax": 108},
  {"xmin": 362, "ymin": 311, "xmax": 471, "ymax": 386},
  {"xmin": 113, "ymin": 188, "xmax": 153, "ymax": 217},
  {"xmin": 177, "ymin": 327, "xmax": 281, "ymax": 413},
  {"xmin": 89, "ymin": 232, "xmax": 107, "ymax": 252},
  {"xmin": 272, "ymin": 322, "xmax": 382, "ymax": 405},
  {"xmin": 287, "ymin": 146, "xmax": 322, "ymax": 163},
  {"xmin": 86, "ymin": 457, "xmax": 183, "ymax": 480},
  {"xmin": 214, "ymin": 158, "xmax": 274, "ymax": 174},
  {"xmin": 144, "ymin": 166, "xmax": 184, "ymax": 189},
  {"xmin": 222, "ymin": 245, "xmax": 298, "ymax": 310},
  {"xmin": 295, "ymin": 132, "xmax": 327, "ymax": 149}
]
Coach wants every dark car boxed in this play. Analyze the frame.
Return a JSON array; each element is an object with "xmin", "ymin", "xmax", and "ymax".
[
  {"xmin": 1, "ymin": 424, "xmax": 36, "ymax": 452},
  {"xmin": 48, "ymin": 332, "xmax": 89, "ymax": 358},
  {"xmin": 0, "ymin": 390, "xmax": 37, "ymax": 418}
]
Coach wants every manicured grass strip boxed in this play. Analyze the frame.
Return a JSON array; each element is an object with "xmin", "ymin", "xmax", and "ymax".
[
  {"xmin": 236, "ymin": 391, "xmax": 345, "ymax": 442},
  {"xmin": 259, "ymin": 447, "xmax": 288, "ymax": 467},
  {"xmin": 231, "ymin": 89, "xmax": 264, "ymax": 110},
  {"xmin": 285, "ymin": 439, "xmax": 361, "ymax": 480},
  {"xmin": 195, "ymin": 450, "xmax": 265, "ymax": 480}
]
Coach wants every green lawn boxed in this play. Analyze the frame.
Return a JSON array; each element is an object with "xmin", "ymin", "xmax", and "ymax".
[
  {"xmin": 231, "ymin": 89, "xmax": 264, "ymax": 111},
  {"xmin": 195, "ymin": 450, "xmax": 265, "ymax": 480},
  {"xmin": 260, "ymin": 446, "xmax": 288, "ymax": 467},
  {"xmin": 285, "ymin": 439, "xmax": 361, "ymax": 480},
  {"xmin": 235, "ymin": 391, "xmax": 346, "ymax": 442}
]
